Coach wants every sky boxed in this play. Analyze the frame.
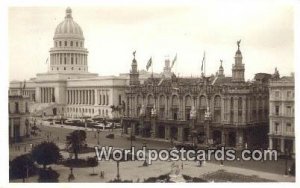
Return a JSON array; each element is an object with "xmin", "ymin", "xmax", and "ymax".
[{"xmin": 8, "ymin": 1, "xmax": 294, "ymax": 81}]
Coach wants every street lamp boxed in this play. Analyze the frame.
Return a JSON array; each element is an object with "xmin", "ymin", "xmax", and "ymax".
[
  {"xmin": 130, "ymin": 124, "xmax": 133, "ymax": 148},
  {"xmin": 143, "ymin": 142, "xmax": 148, "ymax": 167},
  {"xmin": 116, "ymin": 161, "xmax": 120, "ymax": 181},
  {"xmin": 97, "ymin": 129, "xmax": 100, "ymax": 145},
  {"xmin": 285, "ymin": 148, "xmax": 290, "ymax": 176}
]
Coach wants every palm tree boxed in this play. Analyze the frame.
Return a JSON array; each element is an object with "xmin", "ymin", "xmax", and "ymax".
[{"xmin": 65, "ymin": 130, "xmax": 87, "ymax": 160}]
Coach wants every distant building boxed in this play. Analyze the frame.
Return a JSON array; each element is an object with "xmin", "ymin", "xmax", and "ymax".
[
  {"xmin": 9, "ymin": 94, "xmax": 31, "ymax": 143},
  {"xmin": 268, "ymin": 72, "xmax": 295, "ymax": 155},
  {"xmin": 123, "ymin": 42, "xmax": 271, "ymax": 149}
]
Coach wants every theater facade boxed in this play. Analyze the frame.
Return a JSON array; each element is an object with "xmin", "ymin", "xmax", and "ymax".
[{"xmin": 122, "ymin": 43, "xmax": 271, "ymax": 149}]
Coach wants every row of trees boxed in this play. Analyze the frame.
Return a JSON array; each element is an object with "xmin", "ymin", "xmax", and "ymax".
[
  {"xmin": 10, "ymin": 129, "xmax": 100, "ymax": 182},
  {"xmin": 10, "ymin": 142, "xmax": 61, "ymax": 182}
]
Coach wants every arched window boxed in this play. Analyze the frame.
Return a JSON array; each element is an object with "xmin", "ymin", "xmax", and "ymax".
[
  {"xmin": 147, "ymin": 95, "xmax": 154, "ymax": 106},
  {"xmin": 76, "ymin": 41, "xmax": 78, "ymax": 47},
  {"xmin": 199, "ymin": 96, "xmax": 206, "ymax": 109},
  {"xmin": 70, "ymin": 41, "xmax": 73, "ymax": 46},
  {"xmin": 59, "ymin": 41, "xmax": 61, "ymax": 46},
  {"xmin": 15, "ymin": 102, "xmax": 19, "ymax": 113},
  {"xmin": 71, "ymin": 56, "xmax": 73, "ymax": 64},
  {"xmin": 64, "ymin": 57, "xmax": 66, "ymax": 64},
  {"xmin": 238, "ymin": 97, "xmax": 242, "ymax": 122},
  {"xmin": 214, "ymin": 95, "xmax": 221, "ymax": 123},
  {"xmin": 171, "ymin": 95, "xmax": 179, "ymax": 120},
  {"xmin": 159, "ymin": 95, "xmax": 165, "ymax": 119},
  {"xmin": 230, "ymin": 97, "xmax": 234, "ymax": 123},
  {"xmin": 64, "ymin": 41, "xmax": 67, "ymax": 46}
]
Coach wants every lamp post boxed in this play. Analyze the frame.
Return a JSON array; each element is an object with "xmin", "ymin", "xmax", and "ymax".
[
  {"xmin": 116, "ymin": 161, "xmax": 120, "ymax": 181},
  {"xmin": 142, "ymin": 142, "xmax": 148, "ymax": 167},
  {"xmin": 285, "ymin": 148, "xmax": 290, "ymax": 176},
  {"xmin": 97, "ymin": 129, "xmax": 100, "ymax": 145},
  {"xmin": 130, "ymin": 124, "xmax": 133, "ymax": 148}
]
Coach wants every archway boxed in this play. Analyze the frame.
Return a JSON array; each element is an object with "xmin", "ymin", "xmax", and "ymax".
[
  {"xmin": 170, "ymin": 127, "xmax": 178, "ymax": 141},
  {"xmin": 53, "ymin": 108, "xmax": 57, "ymax": 115},
  {"xmin": 212, "ymin": 130, "xmax": 222, "ymax": 145},
  {"xmin": 157, "ymin": 125, "xmax": 165, "ymax": 139},
  {"xmin": 228, "ymin": 131, "xmax": 236, "ymax": 147}
]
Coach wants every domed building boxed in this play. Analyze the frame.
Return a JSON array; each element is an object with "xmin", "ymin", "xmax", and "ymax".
[
  {"xmin": 50, "ymin": 7, "xmax": 88, "ymax": 73},
  {"xmin": 9, "ymin": 7, "xmax": 132, "ymax": 120}
]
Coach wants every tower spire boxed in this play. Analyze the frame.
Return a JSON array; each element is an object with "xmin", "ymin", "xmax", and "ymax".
[{"xmin": 232, "ymin": 40, "xmax": 245, "ymax": 82}]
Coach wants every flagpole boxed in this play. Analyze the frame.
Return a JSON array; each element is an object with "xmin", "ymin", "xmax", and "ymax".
[{"xmin": 151, "ymin": 57, "xmax": 154, "ymax": 79}]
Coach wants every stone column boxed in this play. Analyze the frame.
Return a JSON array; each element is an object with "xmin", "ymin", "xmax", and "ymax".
[
  {"xmin": 151, "ymin": 117, "xmax": 157, "ymax": 138},
  {"xmin": 94, "ymin": 89, "xmax": 98, "ymax": 105},
  {"xmin": 80, "ymin": 90, "xmax": 83, "ymax": 105},
  {"xmin": 46, "ymin": 88, "xmax": 49, "ymax": 103},
  {"xmin": 71, "ymin": 90, "xmax": 74, "ymax": 104},
  {"xmin": 242, "ymin": 96, "xmax": 246, "ymax": 124},
  {"xmin": 177, "ymin": 126, "xmax": 183, "ymax": 142},
  {"xmin": 280, "ymin": 138, "xmax": 285, "ymax": 153},
  {"xmin": 74, "ymin": 90, "xmax": 77, "ymax": 104},
  {"xmin": 165, "ymin": 126, "xmax": 170, "ymax": 140},
  {"xmin": 43, "ymin": 87, "xmax": 46, "ymax": 103},
  {"xmin": 236, "ymin": 129, "xmax": 244, "ymax": 149},
  {"xmin": 40, "ymin": 88, "xmax": 43, "ymax": 103},
  {"xmin": 92, "ymin": 90, "xmax": 95, "ymax": 105},
  {"xmin": 10, "ymin": 119, "xmax": 14, "ymax": 138},
  {"xmin": 269, "ymin": 137, "xmax": 273, "ymax": 150},
  {"xmin": 234, "ymin": 97, "xmax": 238, "ymax": 123},
  {"xmin": 89, "ymin": 90, "xmax": 91, "ymax": 105},
  {"xmin": 132, "ymin": 123, "xmax": 136, "ymax": 135},
  {"xmin": 85, "ymin": 90, "xmax": 88, "ymax": 105}
]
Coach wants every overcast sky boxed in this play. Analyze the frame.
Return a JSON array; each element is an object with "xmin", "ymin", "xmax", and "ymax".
[{"xmin": 8, "ymin": 1, "xmax": 294, "ymax": 81}]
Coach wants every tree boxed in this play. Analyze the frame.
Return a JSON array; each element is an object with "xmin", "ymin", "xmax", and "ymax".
[
  {"xmin": 86, "ymin": 157, "xmax": 98, "ymax": 175},
  {"xmin": 66, "ymin": 130, "xmax": 87, "ymax": 160},
  {"xmin": 31, "ymin": 142, "xmax": 61, "ymax": 169},
  {"xmin": 38, "ymin": 167, "xmax": 59, "ymax": 182},
  {"xmin": 10, "ymin": 154, "xmax": 37, "ymax": 182}
]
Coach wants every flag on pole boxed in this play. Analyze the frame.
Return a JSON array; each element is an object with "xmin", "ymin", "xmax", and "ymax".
[
  {"xmin": 201, "ymin": 51, "xmax": 205, "ymax": 71},
  {"xmin": 146, "ymin": 57, "xmax": 152, "ymax": 71},
  {"xmin": 158, "ymin": 78, "xmax": 164, "ymax": 86},
  {"xmin": 23, "ymin": 80, "xmax": 26, "ymax": 89},
  {"xmin": 171, "ymin": 53, "xmax": 177, "ymax": 69},
  {"xmin": 45, "ymin": 57, "xmax": 49, "ymax": 64}
]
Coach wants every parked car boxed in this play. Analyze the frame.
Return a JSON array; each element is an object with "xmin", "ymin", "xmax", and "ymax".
[{"xmin": 114, "ymin": 123, "xmax": 121, "ymax": 128}]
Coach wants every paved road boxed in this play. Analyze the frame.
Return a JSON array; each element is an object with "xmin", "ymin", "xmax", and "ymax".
[{"xmin": 10, "ymin": 123, "xmax": 295, "ymax": 176}]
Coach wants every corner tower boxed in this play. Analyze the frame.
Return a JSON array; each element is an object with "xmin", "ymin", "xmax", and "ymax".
[
  {"xmin": 129, "ymin": 51, "xmax": 140, "ymax": 86},
  {"xmin": 232, "ymin": 40, "xmax": 245, "ymax": 82}
]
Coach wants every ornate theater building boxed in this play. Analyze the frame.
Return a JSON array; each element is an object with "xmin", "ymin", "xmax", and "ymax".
[{"xmin": 122, "ymin": 42, "xmax": 272, "ymax": 149}]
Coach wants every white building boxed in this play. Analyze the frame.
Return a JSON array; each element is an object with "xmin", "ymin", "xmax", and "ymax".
[
  {"xmin": 9, "ymin": 7, "xmax": 154, "ymax": 119},
  {"xmin": 9, "ymin": 94, "xmax": 31, "ymax": 142},
  {"xmin": 268, "ymin": 72, "xmax": 294, "ymax": 155}
]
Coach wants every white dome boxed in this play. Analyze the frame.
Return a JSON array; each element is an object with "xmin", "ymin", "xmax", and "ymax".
[{"xmin": 54, "ymin": 7, "xmax": 84, "ymax": 39}]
